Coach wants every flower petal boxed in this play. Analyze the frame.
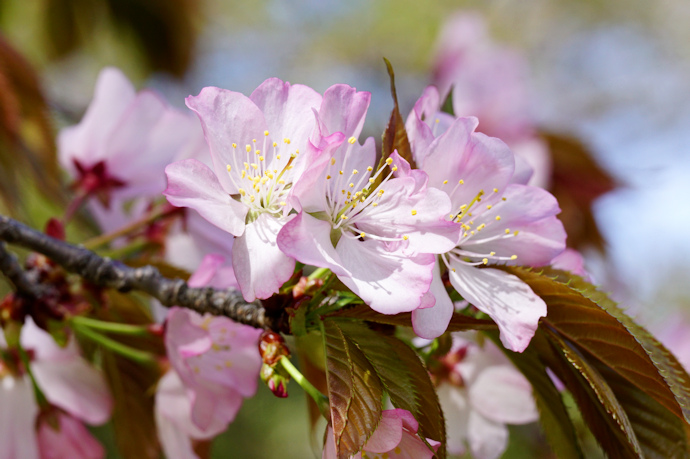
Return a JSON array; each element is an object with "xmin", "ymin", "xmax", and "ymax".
[
  {"xmin": 318, "ymin": 84, "xmax": 371, "ymax": 139},
  {"xmin": 232, "ymin": 213, "xmax": 296, "ymax": 301},
  {"xmin": 448, "ymin": 264, "xmax": 546, "ymax": 352},
  {"xmin": 277, "ymin": 212, "xmax": 350, "ymax": 277},
  {"xmin": 360, "ymin": 410, "xmax": 404, "ymax": 453},
  {"xmin": 437, "ymin": 383, "xmax": 469, "ymax": 456},
  {"xmin": 469, "ymin": 365, "xmax": 538, "ymax": 425},
  {"xmin": 164, "ymin": 159, "xmax": 248, "ymax": 237},
  {"xmin": 336, "ymin": 237, "xmax": 435, "ymax": 314},
  {"xmin": 468, "ymin": 410, "xmax": 509, "ymax": 459},
  {"xmin": 0, "ymin": 376, "xmax": 39, "ymax": 459},
  {"xmin": 37, "ymin": 413, "xmax": 105, "ymax": 459},
  {"xmin": 412, "ymin": 261, "xmax": 455, "ymax": 339}
]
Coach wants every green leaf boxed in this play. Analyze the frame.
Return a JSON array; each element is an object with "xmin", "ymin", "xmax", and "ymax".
[
  {"xmin": 334, "ymin": 319, "xmax": 446, "ymax": 457},
  {"xmin": 485, "ymin": 330, "xmax": 583, "ymax": 459},
  {"xmin": 322, "ymin": 320, "xmax": 383, "ymax": 459}
]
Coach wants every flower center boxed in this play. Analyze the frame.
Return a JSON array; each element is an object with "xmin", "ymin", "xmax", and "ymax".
[{"xmin": 224, "ymin": 131, "xmax": 300, "ymax": 218}]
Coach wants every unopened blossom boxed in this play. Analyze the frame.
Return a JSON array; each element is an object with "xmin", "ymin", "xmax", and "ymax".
[
  {"xmin": 59, "ymin": 67, "xmax": 207, "ymax": 205},
  {"xmin": 433, "ymin": 333, "xmax": 538, "ymax": 459},
  {"xmin": 0, "ymin": 319, "xmax": 112, "ymax": 459},
  {"xmin": 322, "ymin": 409, "xmax": 439, "ymax": 459},
  {"xmin": 165, "ymin": 78, "xmax": 347, "ymax": 301},
  {"xmin": 404, "ymin": 91, "xmax": 566, "ymax": 351},
  {"xmin": 432, "ymin": 14, "xmax": 551, "ymax": 188},
  {"xmin": 277, "ymin": 87, "xmax": 458, "ymax": 313},
  {"xmin": 156, "ymin": 255, "xmax": 262, "ymax": 459}
]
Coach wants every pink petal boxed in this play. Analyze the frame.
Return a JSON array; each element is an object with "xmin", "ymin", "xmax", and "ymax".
[
  {"xmin": 335, "ymin": 237, "xmax": 435, "ymax": 314},
  {"xmin": 360, "ymin": 410, "xmax": 404, "ymax": 453},
  {"xmin": 37, "ymin": 413, "xmax": 105, "ymax": 459},
  {"xmin": 186, "ymin": 86, "xmax": 270, "ymax": 193},
  {"xmin": 318, "ymin": 84, "xmax": 371, "ymax": 138},
  {"xmin": 405, "ymin": 86, "xmax": 441, "ymax": 161},
  {"xmin": 32, "ymin": 358, "xmax": 113, "ymax": 425},
  {"xmin": 277, "ymin": 212, "xmax": 350, "ymax": 277},
  {"xmin": 0, "ymin": 376, "xmax": 39, "ymax": 459},
  {"xmin": 437, "ymin": 383, "xmax": 469, "ymax": 456},
  {"xmin": 412, "ymin": 262, "xmax": 455, "ymax": 339},
  {"xmin": 551, "ymin": 248, "xmax": 589, "ymax": 279},
  {"xmin": 463, "ymin": 184, "xmax": 566, "ymax": 266},
  {"xmin": 469, "ymin": 366, "xmax": 538, "ymax": 425},
  {"xmin": 58, "ymin": 67, "xmax": 136, "ymax": 174},
  {"xmin": 166, "ymin": 308, "xmax": 213, "ymax": 364},
  {"xmin": 164, "ymin": 159, "xmax": 248, "ymax": 237},
  {"xmin": 250, "ymin": 78, "xmax": 322, "ymax": 147},
  {"xmin": 448, "ymin": 264, "xmax": 546, "ymax": 352},
  {"xmin": 232, "ymin": 213, "xmax": 296, "ymax": 301},
  {"xmin": 468, "ymin": 410, "xmax": 509, "ymax": 459}
]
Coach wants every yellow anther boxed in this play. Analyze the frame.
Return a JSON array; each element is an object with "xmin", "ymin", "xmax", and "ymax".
[
  {"xmin": 340, "ymin": 215, "xmax": 348, "ymax": 220},
  {"xmin": 514, "ymin": 230, "xmax": 519, "ymax": 236},
  {"xmin": 378, "ymin": 189, "xmax": 385, "ymax": 196},
  {"xmin": 368, "ymin": 178, "xmax": 375, "ymax": 183},
  {"xmin": 477, "ymin": 223, "xmax": 486, "ymax": 231},
  {"xmin": 449, "ymin": 214, "xmax": 455, "ymax": 220},
  {"xmin": 452, "ymin": 268, "xmax": 456, "ymax": 272},
  {"xmin": 348, "ymin": 136, "xmax": 357, "ymax": 144},
  {"xmin": 259, "ymin": 156, "xmax": 265, "ymax": 162},
  {"xmin": 459, "ymin": 179, "xmax": 464, "ymax": 184},
  {"xmin": 226, "ymin": 164, "xmax": 232, "ymax": 172},
  {"xmin": 403, "ymin": 235, "xmax": 409, "ymax": 240},
  {"xmin": 464, "ymin": 232, "xmax": 468, "ymax": 238},
  {"xmin": 278, "ymin": 179, "xmax": 285, "ymax": 185},
  {"xmin": 511, "ymin": 255, "xmax": 518, "ymax": 260},
  {"xmin": 250, "ymin": 196, "xmax": 255, "ymax": 202},
  {"xmin": 360, "ymin": 232, "xmax": 366, "ymax": 238},
  {"xmin": 505, "ymin": 228, "xmax": 511, "ymax": 234},
  {"xmin": 326, "ymin": 175, "xmax": 332, "ymax": 180},
  {"xmin": 339, "ymin": 170, "xmax": 344, "ymax": 175},
  {"xmin": 411, "ymin": 209, "xmax": 418, "ymax": 216},
  {"xmin": 490, "ymin": 251, "xmax": 496, "ymax": 256},
  {"xmin": 493, "ymin": 188, "xmax": 499, "ymax": 193},
  {"xmin": 330, "ymin": 158, "xmax": 336, "ymax": 166},
  {"xmin": 295, "ymin": 149, "xmax": 299, "ymax": 154},
  {"xmin": 264, "ymin": 130, "xmax": 269, "ymax": 136},
  {"xmin": 284, "ymin": 138, "xmax": 291, "ymax": 144},
  {"xmin": 502, "ymin": 197, "xmax": 507, "ymax": 201},
  {"xmin": 225, "ymin": 361, "xmax": 233, "ymax": 368},
  {"xmin": 471, "ymin": 231, "xmax": 475, "ymax": 235},
  {"xmin": 372, "ymin": 202, "xmax": 378, "ymax": 207},
  {"xmin": 435, "ymin": 118, "xmax": 440, "ymax": 124},
  {"xmin": 246, "ymin": 145, "xmax": 252, "ymax": 152},
  {"xmin": 495, "ymin": 215, "xmax": 501, "ymax": 221},
  {"xmin": 276, "ymin": 155, "xmax": 281, "ymax": 160},
  {"xmin": 238, "ymin": 188, "xmax": 246, "ymax": 196},
  {"xmin": 251, "ymin": 163, "xmax": 258, "ymax": 170},
  {"xmin": 255, "ymin": 150, "xmax": 261, "ymax": 155},
  {"xmin": 385, "ymin": 158, "xmax": 393, "ymax": 165},
  {"xmin": 352, "ymin": 169, "xmax": 359, "ymax": 175},
  {"xmin": 240, "ymin": 170, "xmax": 246, "ymax": 178},
  {"xmin": 367, "ymin": 166, "xmax": 373, "ymax": 171},
  {"xmin": 232, "ymin": 143, "xmax": 237, "ymax": 148},
  {"xmin": 280, "ymin": 201, "xmax": 286, "ymax": 206},
  {"xmin": 392, "ymin": 166, "xmax": 398, "ymax": 172},
  {"xmin": 349, "ymin": 183, "xmax": 354, "ymax": 188},
  {"xmin": 482, "ymin": 258, "xmax": 488, "ymax": 265},
  {"xmin": 273, "ymin": 142, "xmax": 278, "ymax": 147},
  {"xmin": 443, "ymin": 180, "xmax": 448, "ymax": 185},
  {"xmin": 486, "ymin": 205, "xmax": 492, "ymax": 210},
  {"xmin": 252, "ymin": 138, "xmax": 257, "ymax": 143}
]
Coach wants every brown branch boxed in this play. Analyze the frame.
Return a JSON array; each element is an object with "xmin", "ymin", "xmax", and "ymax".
[
  {"xmin": 0, "ymin": 215, "xmax": 286, "ymax": 331},
  {"xmin": 0, "ymin": 241, "xmax": 44, "ymax": 298}
]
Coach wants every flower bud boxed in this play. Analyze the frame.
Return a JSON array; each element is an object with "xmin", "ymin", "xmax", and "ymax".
[{"xmin": 258, "ymin": 331, "xmax": 289, "ymax": 365}]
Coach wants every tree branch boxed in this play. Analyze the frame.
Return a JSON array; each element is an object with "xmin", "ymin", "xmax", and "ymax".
[
  {"xmin": 0, "ymin": 241, "xmax": 44, "ymax": 298},
  {"xmin": 0, "ymin": 215, "xmax": 285, "ymax": 331}
]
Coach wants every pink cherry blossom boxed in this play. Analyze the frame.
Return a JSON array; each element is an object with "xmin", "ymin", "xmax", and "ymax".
[
  {"xmin": 322, "ymin": 409, "xmax": 439, "ymax": 459},
  {"xmin": 37, "ymin": 411, "xmax": 105, "ymax": 459},
  {"xmin": 59, "ymin": 67, "xmax": 207, "ymax": 204},
  {"xmin": 0, "ymin": 319, "xmax": 112, "ymax": 459},
  {"xmin": 165, "ymin": 78, "xmax": 347, "ymax": 301},
  {"xmin": 277, "ymin": 86, "xmax": 458, "ymax": 314},
  {"xmin": 431, "ymin": 14, "xmax": 551, "ymax": 188},
  {"xmin": 405, "ymin": 95, "xmax": 566, "ymax": 351},
  {"xmin": 434, "ymin": 333, "xmax": 538, "ymax": 459},
  {"xmin": 155, "ymin": 255, "xmax": 262, "ymax": 458}
]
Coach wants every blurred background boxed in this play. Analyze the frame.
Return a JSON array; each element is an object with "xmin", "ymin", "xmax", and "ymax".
[{"xmin": 1, "ymin": 0, "xmax": 690, "ymax": 457}]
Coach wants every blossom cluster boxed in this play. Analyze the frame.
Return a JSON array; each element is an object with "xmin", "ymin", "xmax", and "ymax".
[{"xmin": 0, "ymin": 13, "xmax": 589, "ymax": 457}]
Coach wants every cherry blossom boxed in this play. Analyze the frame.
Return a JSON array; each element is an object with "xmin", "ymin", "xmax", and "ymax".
[
  {"xmin": 165, "ymin": 78, "xmax": 348, "ymax": 301},
  {"xmin": 404, "ymin": 91, "xmax": 566, "ymax": 351},
  {"xmin": 37, "ymin": 411, "xmax": 105, "ymax": 459},
  {"xmin": 155, "ymin": 254, "xmax": 262, "ymax": 459},
  {"xmin": 0, "ymin": 319, "xmax": 112, "ymax": 459},
  {"xmin": 433, "ymin": 333, "xmax": 538, "ymax": 459},
  {"xmin": 277, "ymin": 86, "xmax": 458, "ymax": 314},
  {"xmin": 322, "ymin": 409, "xmax": 439, "ymax": 459}
]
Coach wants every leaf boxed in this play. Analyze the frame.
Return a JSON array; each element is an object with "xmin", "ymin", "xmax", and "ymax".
[
  {"xmin": 322, "ymin": 320, "xmax": 383, "ymax": 459},
  {"xmin": 485, "ymin": 330, "xmax": 583, "ymax": 459},
  {"xmin": 541, "ymin": 132, "xmax": 616, "ymax": 251},
  {"xmin": 504, "ymin": 267, "xmax": 690, "ymax": 456},
  {"xmin": 330, "ymin": 303, "xmax": 495, "ymax": 331},
  {"xmin": 102, "ymin": 349, "xmax": 161, "ymax": 459},
  {"xmin": 334, "ymin": 319, "xmax": 446, "ymax": 457}
]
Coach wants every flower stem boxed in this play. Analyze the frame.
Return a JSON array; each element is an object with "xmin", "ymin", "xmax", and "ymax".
[
  {"xmin": 307, "ymin": 267, "xmax": 330, "ymax": 281},
  {"xmin": 70, "ymin": 316, "xmax": 152, "ymax": 336},
  {"xmin": 279, "ymin": 356, "xmax": 330, "ymax": 419},
  {"xmin": 82, "ymin": 204, "xmax": 180, "ymax": 250},
  {"xmin": 72, "ymin": 323, "xmax": 158, "ymax": 365}
]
